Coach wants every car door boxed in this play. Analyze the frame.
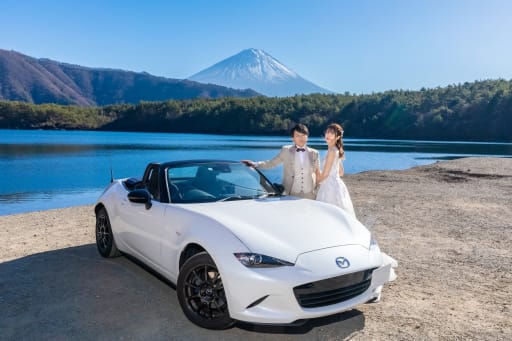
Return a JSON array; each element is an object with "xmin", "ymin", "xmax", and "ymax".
[
  {"xmin": 121, "ymin": 199, "xmax": 166, "ymax": 266},
  {"xmin": 118, "ymin": 166, "xmax": 165, "ymax": 266}
]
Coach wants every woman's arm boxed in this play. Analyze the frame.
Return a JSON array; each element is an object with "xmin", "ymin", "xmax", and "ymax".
[
  {"xmin": 339, "ymin": 161, "xmax": 345, "ymax": 177},
  {"xmin": 317, "ymin": 149, "xmax": 336, "ymax": 183}
]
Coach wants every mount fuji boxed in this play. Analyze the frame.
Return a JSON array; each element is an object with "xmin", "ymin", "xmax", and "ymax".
[{"xmin": 188, "ymin": 48, "xmax": 332, "ymax": 97}]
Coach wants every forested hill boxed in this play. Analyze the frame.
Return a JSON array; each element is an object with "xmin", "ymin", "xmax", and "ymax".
[
  {"xmin": 0, "ymin": 49, "xmax": 259, "ymax": 105},
  {"xmin": 1, "ymin": 79, "xmax": 511, "ymax": 142}
]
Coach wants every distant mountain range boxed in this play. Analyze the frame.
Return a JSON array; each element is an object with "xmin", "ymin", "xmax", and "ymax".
[
  {"xmin": 0, "ymin": 48, "xmax": 332, "ymax": 106},
  {"xmin": 189, "ymin": 48, "xmax": 332, "ymax": 97},
  {"xmin": 0, "ymin": 49, "xmax": 259, "ymax": 106}
]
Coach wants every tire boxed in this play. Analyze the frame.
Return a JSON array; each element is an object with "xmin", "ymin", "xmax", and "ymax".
[
  {"xmin": 177, "ymin": 252, "xmax": 234, "ymax": 329},
  {"xmin": 95, "ymin": 207, "xmax": 121, "ymax": 258}
]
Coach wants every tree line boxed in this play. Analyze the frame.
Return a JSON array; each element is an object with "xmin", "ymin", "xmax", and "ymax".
[{"xmin": 1, "ymin": 79, "xmax": 511, "ymax": 141}]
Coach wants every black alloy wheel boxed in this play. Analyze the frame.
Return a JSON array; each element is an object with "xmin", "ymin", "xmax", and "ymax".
[
  {"xmin": 177, "ymin": 252, "xmax": 234, "ymax": 330},
  {"xmin": 95, "ymin": 207, "xmax": 121, "ymax": 258}
]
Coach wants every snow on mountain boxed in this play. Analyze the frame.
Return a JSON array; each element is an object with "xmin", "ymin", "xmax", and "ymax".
[{"xmin": 188, "ymin": 48, "xmax": 332, "ymax": 97}]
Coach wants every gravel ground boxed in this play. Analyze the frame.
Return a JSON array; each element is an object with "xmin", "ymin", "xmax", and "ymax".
[{"xmin": 1, "ymin": 157, "xmax": 511, "ymax": 340}]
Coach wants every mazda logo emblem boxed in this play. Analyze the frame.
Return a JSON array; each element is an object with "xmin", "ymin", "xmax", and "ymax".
[{"xmin": 335, "ymin": 257, "xmax": 350, "ymax": 269}]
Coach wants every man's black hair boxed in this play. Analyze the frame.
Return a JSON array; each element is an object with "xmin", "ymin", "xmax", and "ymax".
[{"xmin": 290, "ymin": 123, "xmax": 309, "ymax": 137}]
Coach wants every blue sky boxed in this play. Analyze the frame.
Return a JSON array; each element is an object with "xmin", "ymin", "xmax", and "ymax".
[{"xmin": 2, "ymin": 0, "xmax": 511, "ymax": 94}]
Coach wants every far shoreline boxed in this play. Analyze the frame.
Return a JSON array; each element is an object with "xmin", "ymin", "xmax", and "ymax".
[{"xmin": 2, "ymin": 127, "xmax": 512, "ymax": 143}]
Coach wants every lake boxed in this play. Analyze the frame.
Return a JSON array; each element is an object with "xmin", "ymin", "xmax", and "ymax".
[{"xmin": 1, "ymin": 129, "xmax": 511, "ymax": 215}]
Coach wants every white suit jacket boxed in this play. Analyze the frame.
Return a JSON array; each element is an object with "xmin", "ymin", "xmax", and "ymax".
[{"xmin": 256, "ymin": 145, "xmax": 320, "ymax": 195}]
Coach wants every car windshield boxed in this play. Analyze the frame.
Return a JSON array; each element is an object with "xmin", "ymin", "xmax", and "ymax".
[{"xmin": 166, "ymin": 161, "xmax": 278, "ymax": 203}]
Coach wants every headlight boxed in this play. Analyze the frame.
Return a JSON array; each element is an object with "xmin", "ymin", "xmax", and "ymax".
[{"xmin": 234, "ymin": 253, "xmax": 294, "ymax": 268}]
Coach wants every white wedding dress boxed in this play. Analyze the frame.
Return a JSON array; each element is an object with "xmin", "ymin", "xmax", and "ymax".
[
  {"xmin": 317, "ymin": 148, "xmax": 397, "ymax": 301},
  {"xmin": 316, "ymin": 148, "xmax": 356, "ymax": 217}
]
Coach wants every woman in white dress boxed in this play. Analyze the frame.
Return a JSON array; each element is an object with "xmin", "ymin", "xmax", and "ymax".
[
  {"xmin": 316, "ymin": 123, "xmax": 397, "ymax": 299},
  {"xmin": 315, "ymin": 123, "xmax": 356, "ymax": 217}
]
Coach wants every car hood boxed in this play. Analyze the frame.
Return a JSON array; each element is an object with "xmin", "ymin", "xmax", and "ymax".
[{"xmin": 179, "ymin": 197, "xmax": 371, "ymax": 263}]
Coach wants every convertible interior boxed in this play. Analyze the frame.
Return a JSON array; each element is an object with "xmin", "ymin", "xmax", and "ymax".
[
  {"xmin": 169, "ymin": 166, "xmax": 235, "ymax": 203},
  {"xmin": 122, "ymin": 161, "xmax": 276, "ymax": 204}
]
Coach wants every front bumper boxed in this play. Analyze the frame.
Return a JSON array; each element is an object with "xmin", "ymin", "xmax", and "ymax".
[{"xmin": 220, "ymin": 245, "xmax": 393, "ymax": 324}]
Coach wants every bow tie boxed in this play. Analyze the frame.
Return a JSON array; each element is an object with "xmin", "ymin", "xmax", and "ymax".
[{"xmin": 296, "ymin": 148, "xmax": 306, "ymax": 152}]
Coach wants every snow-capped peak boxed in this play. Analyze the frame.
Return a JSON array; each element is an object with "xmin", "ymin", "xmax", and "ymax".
[
  {"xmin": 236, "ymin": 48, "xmax": 298, "ymax": 80},
  {"xmin": 188, "ymin": 48, "xmax": 332, "ymax": 97}
]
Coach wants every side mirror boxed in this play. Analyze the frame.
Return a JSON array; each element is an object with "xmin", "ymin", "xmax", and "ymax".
[
  {"xmin": 128, "ymin": 189, "xmax": 152, "ymax": 209},
  {"xmin": 273, "ymin": 183, "xmax": 285, "ymax": 195}
]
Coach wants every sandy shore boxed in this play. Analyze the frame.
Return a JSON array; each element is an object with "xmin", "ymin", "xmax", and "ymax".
[{"xmin": 1, "ymin": 157, "xmax": 511, "ymax": 340}]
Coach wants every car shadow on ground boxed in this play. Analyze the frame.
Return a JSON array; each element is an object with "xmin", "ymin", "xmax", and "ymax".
[{"xmin": 0, "ymin": 245, "xmax": 365, "ymax": 340}]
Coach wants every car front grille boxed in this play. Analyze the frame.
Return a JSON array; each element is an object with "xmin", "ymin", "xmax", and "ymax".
[{"xmin": 293, "ymin": 269, "xmax": 375, "ymax": 308}]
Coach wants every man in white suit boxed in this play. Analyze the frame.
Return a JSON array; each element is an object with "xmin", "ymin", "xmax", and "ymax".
[{"xmin": 243, "ymin": 124, "xmax": 320, "ymax": 199}]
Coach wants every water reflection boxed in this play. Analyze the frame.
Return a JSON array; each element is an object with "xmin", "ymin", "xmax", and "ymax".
[
  {"xmin": 0, "ymin": 189, "xmax": 101, "ymax": 214},
  {"xmin": 3, "ymin": 139, "xmax": 511, "ymax": 156}
]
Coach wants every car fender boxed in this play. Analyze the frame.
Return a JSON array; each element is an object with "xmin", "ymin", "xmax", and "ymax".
[
  {"xmin": 95, "ymin": 180, "xmax": 133, "ymax": 252},
  {"xmin": 158, "ymin": 204, "xmax": 250, "ymax": 287}
]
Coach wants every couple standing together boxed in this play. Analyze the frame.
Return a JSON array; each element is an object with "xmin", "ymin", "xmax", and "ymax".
[{"xmin": 243, "ymin": 123, "xmax": 355, "ymax": 217}]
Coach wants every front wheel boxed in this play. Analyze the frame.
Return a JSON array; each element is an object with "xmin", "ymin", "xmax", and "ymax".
[
  {"xmin": 177, "ymin": 252, "xmax": 234, "ymax": 329},
  {"xmin": 95, "ymin": 207, "xmax": 121, "ymax": 258}
]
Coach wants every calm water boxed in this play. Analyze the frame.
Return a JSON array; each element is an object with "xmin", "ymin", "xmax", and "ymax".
[{"xmin": 1, "ymin": 129, "xmax": 511, "ymax": 215}]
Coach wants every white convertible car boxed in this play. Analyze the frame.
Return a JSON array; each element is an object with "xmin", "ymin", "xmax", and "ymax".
[{"xmin": 95, "ymin": 160, "xmax": 396, "ymax": 329}]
